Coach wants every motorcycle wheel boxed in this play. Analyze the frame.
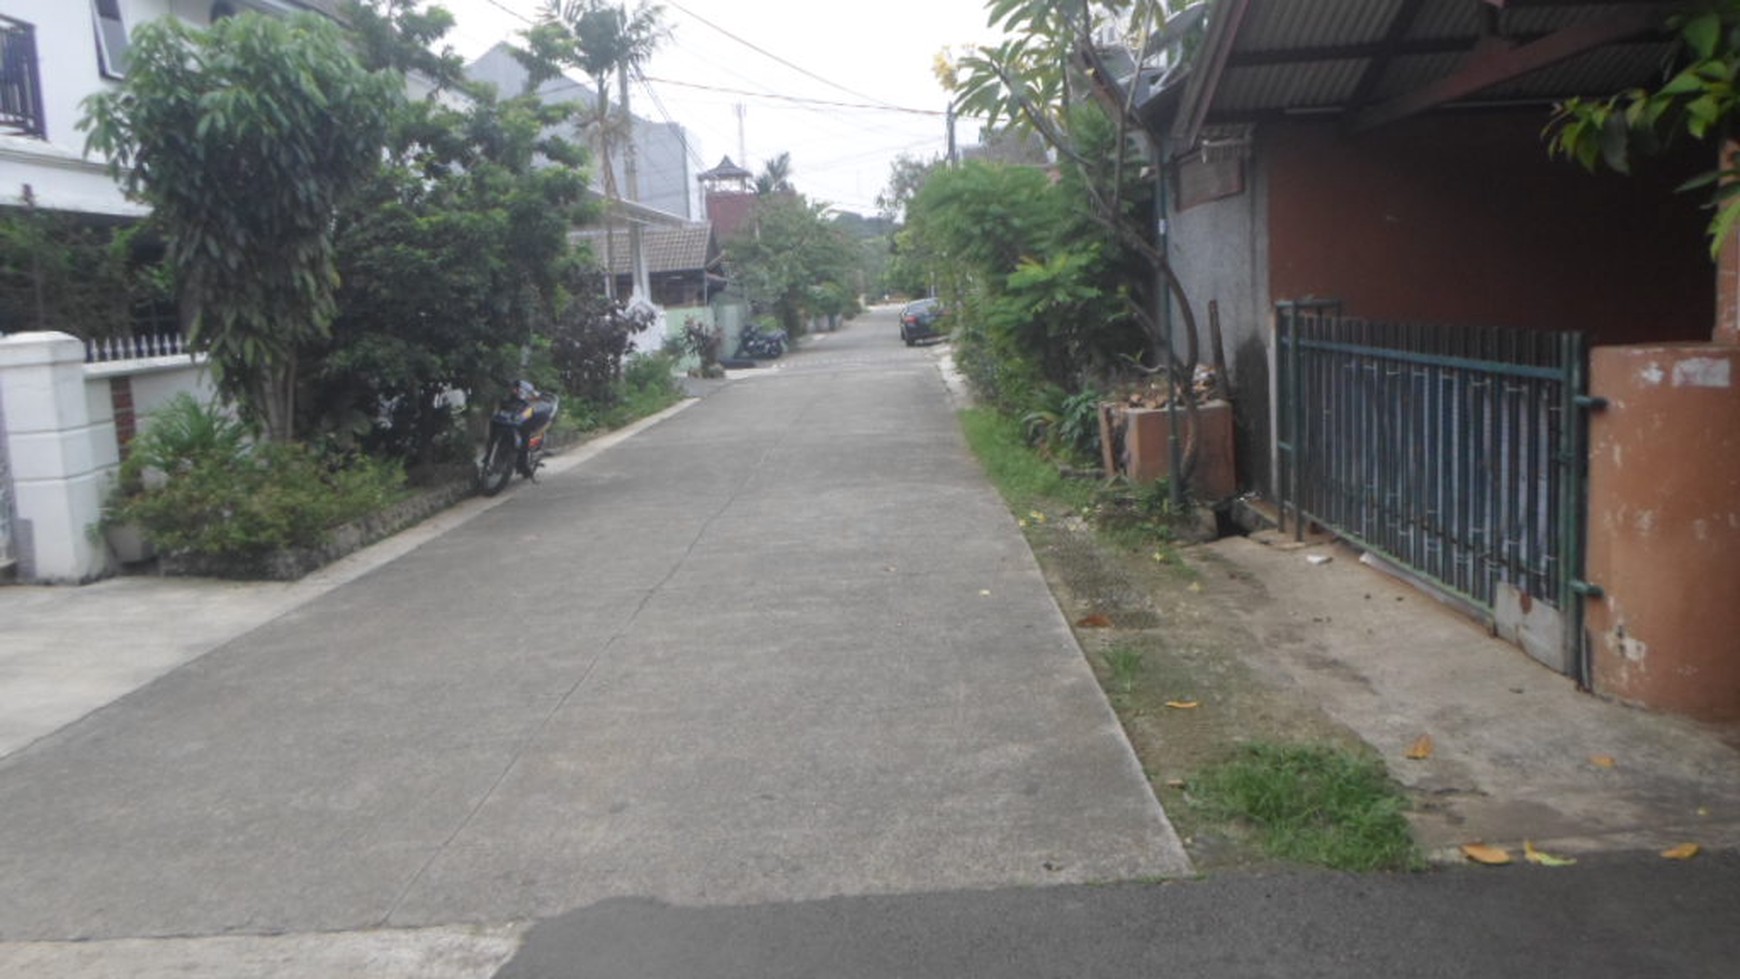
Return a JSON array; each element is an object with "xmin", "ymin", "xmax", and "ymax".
[{"xmin": 480, "ymin": 431, "xmax": 516, "ymax": 496}]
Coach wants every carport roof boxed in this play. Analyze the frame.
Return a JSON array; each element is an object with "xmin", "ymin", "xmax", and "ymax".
[
  {"xmin": 1155, "ymin": 0, "xmax": 1682, "ymax": 149},
  {"xmin": 571, "ymin": 224, "xmax": 719, "ymax": 276}
]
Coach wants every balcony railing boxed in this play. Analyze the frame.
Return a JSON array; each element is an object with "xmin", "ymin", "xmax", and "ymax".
[{"xmin": 0, "ymin": 16, "xmax": 46, "ymax": 139}]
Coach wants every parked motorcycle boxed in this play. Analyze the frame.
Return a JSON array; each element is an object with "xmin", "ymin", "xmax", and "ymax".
[
  {"xmin": 479, "ymin": 380, "xmax": 559, "ymax": 497},
  {"xmin": 734, "ymin": 323, "xmax": 788, "ymax": 360}
]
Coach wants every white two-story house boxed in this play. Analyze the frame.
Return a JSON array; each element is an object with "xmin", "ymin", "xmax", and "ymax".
[{"xmin": 0, "ymin": 1, "xmax": 341, "ymax": 219}]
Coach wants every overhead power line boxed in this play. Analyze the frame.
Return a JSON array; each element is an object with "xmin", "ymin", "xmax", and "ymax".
[
  {"xmin": 640, "ymin": 76, "xmax": 943, "ymax": 116},
  {"xmin": 478, "ymin": 0, "xmax": 536, "ymax": 26},
  {"xmin": 663, "ymin": 0, "xmax": 911, "ymax": 111}
]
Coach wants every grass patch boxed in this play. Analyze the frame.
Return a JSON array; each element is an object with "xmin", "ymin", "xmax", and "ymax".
[
  {"xmin": 1190, "ymin": 742, "xmax": 1422, "ymax": 872},
  {"xmin": 1103, "ymin": 645, "xmax": 1144, "ymax": 697},
  {"xmin": 959, "ymin": 407, "xmax": 1095, "ymax": 513},
  {"xmin": 960, "ymin": 406, "xmax": 1189, "ymax": 553}
]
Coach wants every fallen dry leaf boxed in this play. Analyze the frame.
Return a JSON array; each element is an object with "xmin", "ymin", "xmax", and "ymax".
[
  {"xmin": 1589, "ymin": 754, "xmax": 1617, "ymax": 769},
  {"xmin": 1164, "ymin": 700, "xmax": 1201, "ymax": 710},
  {"xmin": 1405, "ymin": 734, "xmax": 1434, "ymax": 760},
  {"xmin": 1461, "ymin": 843, "xmax": 1513, "ymax": 866},
  {"xmin": 1165, "ymin": 779, "xmax": 1187, "ymax": 789},
  {"xmin": 1076, "ymin": 613, "xmax": 1113, "ymax": 629},
  {"xmin": 1187, "ymin": 582, "xmax": 1202, "ymax": 593},
  {"xmin": 1524, "ymin": 840, "xmax": 1576, "ymax": 867},
  {"xmin": 1661, "ymin": 842, "xmax": 1701, "ymax": 860}
]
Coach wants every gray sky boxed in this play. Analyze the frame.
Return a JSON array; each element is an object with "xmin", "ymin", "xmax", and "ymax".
[{"xmin": 434, "ymin": 0, "xmax": 1006, "ymax": 216}]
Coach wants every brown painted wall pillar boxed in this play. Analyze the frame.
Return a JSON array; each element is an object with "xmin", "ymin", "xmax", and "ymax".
[{"xmin": 1585, "ymin": 345, "xmax": 1740, "ymax": 720}]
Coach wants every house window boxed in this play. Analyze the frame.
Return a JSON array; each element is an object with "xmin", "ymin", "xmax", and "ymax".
[
  {"xmin": 0, "ymin": 15, "xmax": 46, "ymax": 138},
  {"xmin": 92, "ymin": 0, "xmax": 129, "ymax": 80}
]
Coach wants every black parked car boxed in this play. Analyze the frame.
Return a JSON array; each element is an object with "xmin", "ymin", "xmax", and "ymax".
[{"xmin": 899, "ymin": 298, "xmax": 945, "ymax": 346}]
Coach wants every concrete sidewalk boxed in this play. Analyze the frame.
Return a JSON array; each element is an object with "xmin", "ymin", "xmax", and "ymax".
[{"xmin": 1189, "ymin": 530, "xmax": 1740, "ymax": 859}]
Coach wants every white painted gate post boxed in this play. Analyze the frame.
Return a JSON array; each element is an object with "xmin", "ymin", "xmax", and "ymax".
[{"xmin": 0, "ymin": 332, "xmax": 116, "ymax": 582}]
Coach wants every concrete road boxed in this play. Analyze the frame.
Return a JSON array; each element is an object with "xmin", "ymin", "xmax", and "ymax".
[{"xmin": 0, "ymin": 307, "xmax": 1186, "ymax": 974}]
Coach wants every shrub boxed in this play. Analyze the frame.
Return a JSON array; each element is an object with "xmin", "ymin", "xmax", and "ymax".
[
  {"xmin": 1022, "ymin": 386, "xmax": 1104, "ymax": 464},
  {"xmin": 111, "ymin": 396, "xmax": 405, "ymax": 559},
  {"xmin": 603, "ymin": 351, "xmax": 682, "ymax": 427}
]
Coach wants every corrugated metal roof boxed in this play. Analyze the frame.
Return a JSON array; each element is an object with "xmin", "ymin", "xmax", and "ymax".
[
  {"xmin": 1404, "ymin": 1, "xmax": 1484, "ymax": 42},
  {"xmin": 1236, "ymin": 0, "xmax": 1401, "ymax": 51},
  {"xmin": 1178, "ymin": 0, "xmax": 1680, "ymax": 135},
  {"xmin": 1217, "ymin": 60, "xmax": 1368, "ymax": 114}
]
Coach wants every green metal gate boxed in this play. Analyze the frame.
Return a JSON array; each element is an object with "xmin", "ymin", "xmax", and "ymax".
[{"xmin": 1276, "ymin": 304, "xmax": 1598, "ymax": 683}]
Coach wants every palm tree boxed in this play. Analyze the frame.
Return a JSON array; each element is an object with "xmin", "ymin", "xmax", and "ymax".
[
  {"xmin": 755, "ymin": 151, "xmax": 794, "ymax": 196},
  {"xmin": 534, "ymin": 1, "xmax": 666, "ymax": 202},
  {"xmin": 527, "ymin": 2, "xmax": 665, "ymax": 299}
]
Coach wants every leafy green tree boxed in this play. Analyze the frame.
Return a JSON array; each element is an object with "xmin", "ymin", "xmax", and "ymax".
[
  {"xmin": 939, "ymin": 0, "xmax": 1208, "ymax": 497},
  {"xmin": 727, "ymin": 193, "xmax": 859, "ymax": 337},
  {"xmin": 877, "ymin": 153, "xmax": 945, "ymax": 224},
  {"xmin": 311, "ymin": 0, "xmax": 593, "ymax": 470},
  {"xmin": 82, "ymin": 12, "xmax": 400, "ymax": 441},
  {"xmin": 877, "ymin": 153, "xmax": 945, "ymax": 297},
  {"xmin": 949, "ymin": 0, "xmax": 1206, "ymax": 372},
  {"xmin": 902, "ymin": 151, "xmax": 1144, "ymax": 408},
  {"xmin": 1548, "ymin": 0, "xmax": 1740, "ymax": 255}
]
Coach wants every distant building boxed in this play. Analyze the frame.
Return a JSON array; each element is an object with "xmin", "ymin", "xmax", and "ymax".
[
  {"xmin": 465, "ymin": 43, "xmax": 695, "ymax": 220},
  {"xmin": 697, "ymin": 156, "xmax": 756, "ymax": 240}
]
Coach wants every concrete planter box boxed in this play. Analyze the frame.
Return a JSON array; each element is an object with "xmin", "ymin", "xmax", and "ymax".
[
  {"xmin": 1098, "ymin": 400, "xmax": 1237, "ymax": 502},
  {"xmin": 103, "ymin": 522, "xmax": 156, "ymax": 565},
  {"xmin": 157, "ymin": 476, "xmax": 478, "ymax": 581}
]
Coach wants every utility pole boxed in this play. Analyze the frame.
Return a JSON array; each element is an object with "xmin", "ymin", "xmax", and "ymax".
[
  {"xmin": 620, "ymin": 63, "xmax": 649, "ymax": 303},
  {"xmin": 735, "ymin": 103, "xmax": 747, "ymax": 171},
  {"xmin": 946, "ymin": 105, "xmax": 957, "ymax": 166}
]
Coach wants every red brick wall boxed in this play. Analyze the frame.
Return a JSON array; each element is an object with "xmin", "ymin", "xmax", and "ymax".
[
  {"xmin": 706, "ymin": 192, "xmax": 758, "ymax": 242},
  {"xmin": 1265, "ymin": 114, "xmax": 1713, "ymax": 345},
  {"xmin": 110, "ymin": 377, "xmax": 135, "ymax": 459}
]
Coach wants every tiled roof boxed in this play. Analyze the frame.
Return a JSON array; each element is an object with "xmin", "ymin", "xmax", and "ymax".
[{"xmin": 571, "ymin": 224, "xmax": 718, "ymax": 276}]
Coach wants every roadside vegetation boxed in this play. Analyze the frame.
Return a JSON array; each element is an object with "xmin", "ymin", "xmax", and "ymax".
[
  {"xmin": 0, "ymin": 0, "xmax": 703, "ymax": 573},
  {"xmin": 1192, "ymin": 744, "xmax": 1422, "ymax": 872},
  {"xmin": 933, "ymin": 0, "xmax": 1420, "ymax": 874},
  {"xmin": 962, "ymin": 392, "xmax": 1422, "ymax": 874},
  {"xmin": 3, "ymin": 0, "xmax": 891, "ymax": 575}
]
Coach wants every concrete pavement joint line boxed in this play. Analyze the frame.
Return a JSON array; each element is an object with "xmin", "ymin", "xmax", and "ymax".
[
  {"xmin": 371, "ymin": 401, "xmax": 698, "ymax": 926},
  {"xmin": 379, "ymin": 394, "xmax": 799, "ymax": 925}
]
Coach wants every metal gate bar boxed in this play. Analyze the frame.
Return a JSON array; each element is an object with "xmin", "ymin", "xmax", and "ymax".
[{"xmin": 1276, "ymin": 305, "xmax": 1592, "ymax": 678}]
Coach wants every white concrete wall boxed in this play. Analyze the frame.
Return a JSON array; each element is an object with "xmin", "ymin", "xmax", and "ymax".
[
  {"xmin": 0, "ymin": 0, "xmax": 195, "ymax": 215},
  {"xmin": 0, "ymin": 331, "xmax": 212, "ymax": 582}
]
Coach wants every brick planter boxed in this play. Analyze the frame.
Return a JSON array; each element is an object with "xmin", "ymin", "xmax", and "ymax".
[{"xmin": 1098, "ymin": 400, "xmax": 1237, "ymax": 502}]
